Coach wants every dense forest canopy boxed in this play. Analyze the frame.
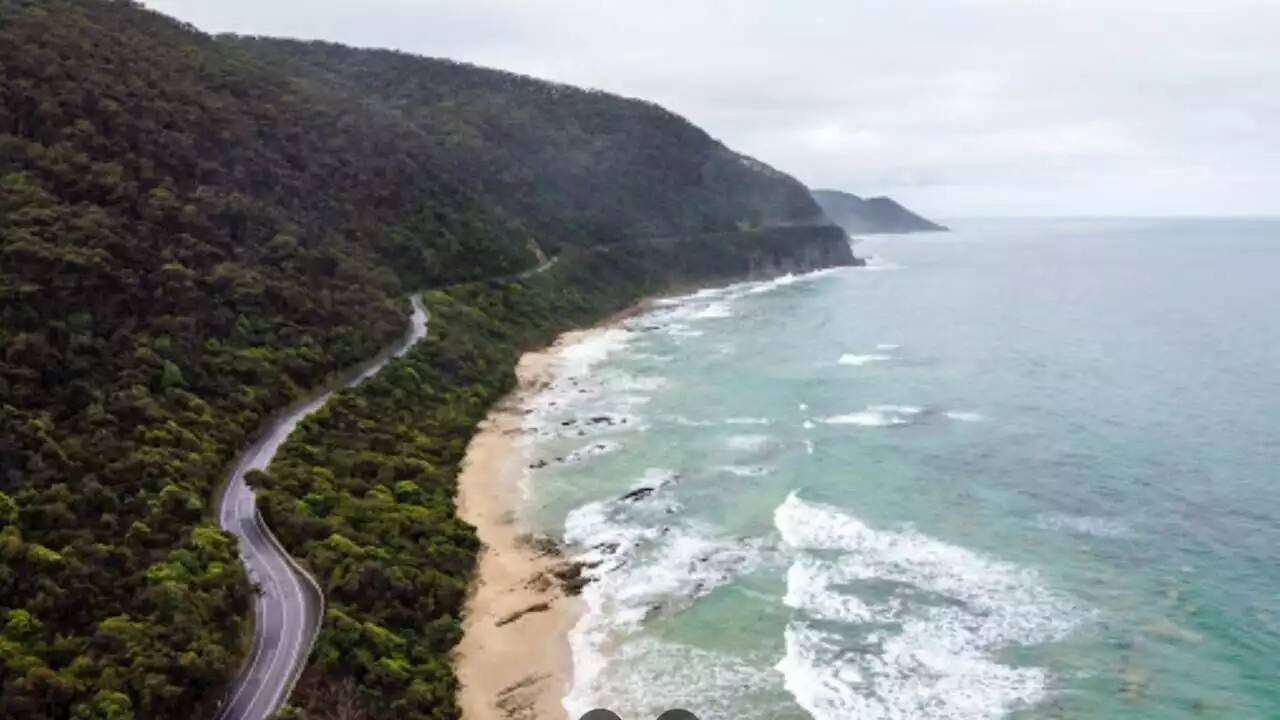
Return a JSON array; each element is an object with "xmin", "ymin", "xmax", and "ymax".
[
  {"xmin": 224, "ymin": 37, "xmax": 826, "ymax": 248},
  {"xmin": 0, "ymin": 0, "xmax": 849, "ymax": 718}
]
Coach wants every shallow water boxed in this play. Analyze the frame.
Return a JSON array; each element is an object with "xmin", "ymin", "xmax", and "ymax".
[{"xmin": 522, "ymin": 219, "xmax": 1280, "ymax": 720}]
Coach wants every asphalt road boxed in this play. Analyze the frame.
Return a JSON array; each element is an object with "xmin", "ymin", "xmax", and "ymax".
[{"xmin": 216, "ymin": 295, "xmax": 429, "ymax": 720}]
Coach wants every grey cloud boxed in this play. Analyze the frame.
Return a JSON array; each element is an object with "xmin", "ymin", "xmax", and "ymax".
[{"xmin": 144, "ymin": 0, "xmax": 1280, "ymax": 216}]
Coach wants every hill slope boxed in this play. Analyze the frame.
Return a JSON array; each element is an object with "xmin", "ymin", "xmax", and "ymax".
[
  {"xmin": 0, "ymin": 1, "xmax": 850, "ymax": 718},
  {"xmin": 812, "ymin": 188, "xmax": 948, "ymax": 234},
  {"xmin": 223, "ymin": 36, "xmax": 826, "ymax": 248}
]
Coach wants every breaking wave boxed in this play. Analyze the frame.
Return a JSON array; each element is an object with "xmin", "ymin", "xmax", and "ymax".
[{"xmin": 774, "ymin": 493, "xmax": 1082, "ymax": 719}]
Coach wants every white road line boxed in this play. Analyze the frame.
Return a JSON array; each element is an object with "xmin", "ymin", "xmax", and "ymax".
[
  {"xmin": 240, "ymin": 525, "xmax": 286, "ymax": 717},
  {"xmin": 217, "ymin": 503, "xmax": 270, "ymax": 718},
  {"xmin": 258, "ymin": 536, "xmax": 308, "ymax": 714},
  {"xmin": 216, "ymin": 293, "xmax": 436, "ymax": 720}
]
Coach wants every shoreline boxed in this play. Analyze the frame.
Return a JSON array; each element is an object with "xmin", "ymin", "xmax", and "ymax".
[
  {"xmin": 452, "ymin": 272, "xmax": 840, "ymax": 719},
  {"xmin": 455, "ymin": 325, "xmax": 613, "ymax": 720}
]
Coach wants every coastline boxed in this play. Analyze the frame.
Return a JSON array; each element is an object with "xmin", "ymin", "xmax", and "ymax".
[
  {"xmin": 455, "ymin": 326, "xmax": 612, "ymax": 720},
  {"xmin": 452, "ymin": 278, "xmax": 827, "ymax": 719}
]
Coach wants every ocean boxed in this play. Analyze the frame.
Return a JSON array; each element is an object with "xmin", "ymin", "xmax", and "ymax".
[{"xmin": 519, "ymin": 218, "xmax": 1280, "ymax": 720}]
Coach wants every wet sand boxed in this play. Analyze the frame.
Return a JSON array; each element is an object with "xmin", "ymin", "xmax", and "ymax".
[{"xmin": 454, "ymin": 329, "xmax": 603, "ymax": 720}]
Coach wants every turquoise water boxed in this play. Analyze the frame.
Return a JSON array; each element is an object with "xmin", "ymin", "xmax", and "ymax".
[{"xmin": 522, "ymin": 219, "xmax": 1280, "ymax": 720}]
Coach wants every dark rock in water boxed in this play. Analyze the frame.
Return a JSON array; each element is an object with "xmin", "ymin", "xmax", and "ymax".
[
  {"xmin": 593, "ymin": 541, "xmax": 621, "ymax": 555},
  {"xmin": 550, "ymin": 561, "xmax": 584, "ymax": 582},
  {"xmin": 528, "ymin": 459, "xmax": 549, "ymax": 470},
  {"xmin": 576, "ymin": 430, "xmax": 587, "ymax": 437},
  {"xmin": 517, "ymin": 532, "xmax": 563, "ymax": 558},
  {"xmin": 549, "ymin": 560, "xmax": 594, "ymax": 596},
  {"xmin": 562, "ymin": 576, "xmax": 590, "ymax": 596},
  {"xmin": 591, "ymin": 415, "xmax": 613, "ymax": 425},
  {"xmin": 560, "ymin": 420, "xmax": 575, "ymax": 427},
  {"xmin": 579, "ymin": 389, "xmax": 589, "ymax": 394},
  {"xmin": 619, "ymin": 486, "xmax": 656, "ymax": 503}
]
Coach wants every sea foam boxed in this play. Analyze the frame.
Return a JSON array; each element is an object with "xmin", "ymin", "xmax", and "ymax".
[
  {"xmin": 824, "ymin": 405, "xmax": 923, "ymax": 427},
  {"xmin": 773, "ymin": 493, "xmax": 1082, "ymax": 719},
  {"xmin": 839, "ymin": 353, "xmax": 892, "ymax": 367},
  {"xmin": 564, "ymin": 499, "xmax": 765, "ymax": 718}
]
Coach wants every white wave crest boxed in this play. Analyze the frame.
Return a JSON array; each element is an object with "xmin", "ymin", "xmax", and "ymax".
[
  {"xmin": 667, "ymin": 415, "xmax": 717, "ymax": 427},
  {"xmin": 568, "ymin": 637, "xmax": 778, "ymax": 720},
  {"xmin": 690, "ymin": 301, "xmax": 734, "ymax": 320},
  {"xmin": 564, "ymin": 505, "xmax": 765, "ymax": 718},
  {"xmin": 727, "ymin": 434, "xmax": 773, "ymax": 452},
  {"xmin": 741, "ymin": 267, "xmax": 841, "ymax": 296},
  {"xmin": 773, "ymin": 493, "xmax": 1082, "ymax": 720},
  {"xmin": 824, "ymin": 405, "xmax": 923, "ymax": 427},
  {"xmin": 718, "ymin": 465, "xmax": 773, "ymax": 477},
  {"xmin": 558, "ymin": 440, "xmax": 624, "ymax": 465},
  {"xmin": 1035, "ymin": 512, "xmax": 1135, "ymax": 539},
  {"xmin": 557, "ymin": 328, "xmax": 632, "ymax": 378},
  {"xmin": 839, "ymin": 353, "xmax": 891, "ymax": 367}
]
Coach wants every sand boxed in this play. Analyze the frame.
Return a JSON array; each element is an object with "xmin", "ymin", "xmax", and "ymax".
[{"xmin": 454, "ymin": 329, "xmax": 602, "ymax": 720}]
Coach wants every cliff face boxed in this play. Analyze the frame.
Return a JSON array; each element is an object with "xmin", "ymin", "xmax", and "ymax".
[
  {"xmin": 636, "ymin": 225, "xmax": 860, "ymax": 284},
  {"xmin": 812, "ymin": 189, "xmax": 948, "ymax": 234}
]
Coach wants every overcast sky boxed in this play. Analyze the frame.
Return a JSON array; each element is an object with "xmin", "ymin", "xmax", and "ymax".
[{"xmin": 145, "ymin": 0, "xmax": 1279, "ymax": 218}]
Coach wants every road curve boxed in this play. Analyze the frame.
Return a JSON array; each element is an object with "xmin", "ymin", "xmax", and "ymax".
[{"xmin": 216, "ymin": 295, "xmax": 430, "ymax": 720}]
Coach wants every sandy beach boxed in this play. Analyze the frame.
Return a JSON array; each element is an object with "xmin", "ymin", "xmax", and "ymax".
[{"xmin": 454, "ymin": 329, "xmax": 605, "ymax": 720}]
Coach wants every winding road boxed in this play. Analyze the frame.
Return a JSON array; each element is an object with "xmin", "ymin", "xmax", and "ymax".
[{"xmin": 215, "ymin": 296, "xmax": 430, "ymax": 720}]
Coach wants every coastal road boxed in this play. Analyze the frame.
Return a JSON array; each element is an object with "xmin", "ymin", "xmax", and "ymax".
[{"xmin": 215, "ymin": 295, "xmax": 429, "ymax": 720}]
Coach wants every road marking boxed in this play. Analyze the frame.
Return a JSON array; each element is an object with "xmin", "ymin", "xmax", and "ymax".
[
  {"xmin": 239, "ymin": 517, "xmax": 287, "ymax": 718},
  {"xmin": 256, "ymin": 526, "xmax": 309, "ymax": 716},
  {"xmin": 216, "ymin": 481, "xmax": 269, "ymax": 718},
  {"xmin": 215, "ymin": 292, "xmax": 441, "ymax": 719}
]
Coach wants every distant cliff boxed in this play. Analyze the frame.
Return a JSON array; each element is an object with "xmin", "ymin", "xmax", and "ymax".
[{"xmin": 812, "ymin": 189, "xmax": 948, "ymax": 234}]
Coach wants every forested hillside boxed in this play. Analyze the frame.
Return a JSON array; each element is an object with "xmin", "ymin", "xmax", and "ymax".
[
  {"xmin": 224, "ymin": 37, "xmax": 825, "ymax": 248},
  {"xmin": 0, "ymin": 1, "xmax": 848, "ymax": 717}
]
